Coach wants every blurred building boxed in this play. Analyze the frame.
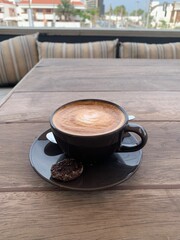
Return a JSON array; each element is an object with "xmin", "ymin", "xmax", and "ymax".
[
  {"xmin": 85, "ymin": 0, "xmax": 104, "ymax": 15},
  {"xmin": 1, "ymin": 0, "xmax": 85, "ymax": 26},
  {"xmin": 170, "ymin": 2, "xmax": 180, "ymax": 26},
  {"xmin": 0, "ymin": 0, "xmax": 16, "ymax": 25},
  {"xmin": 150, "ymin": 1, "xmax": 180, "ymax": 28}
]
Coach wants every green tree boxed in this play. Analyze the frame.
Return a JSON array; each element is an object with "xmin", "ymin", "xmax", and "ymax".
[
  {"xmin": 106, "ymin": 4, "xmax": 113, "ymax": 15},
  {"xmin": 56, "ymin": 0, "xmax": 75, "ymax": 21},
  {"xmin": 87, "ymin": 8, "xmax": 99, "ymax": 26},
  {"xmin": 113, "ymin": 5, "xmax": 127, "ymax": 17},
  {"xmin": 75, "ymin": 8, "xmax": 99, "ymax": 26},
  {"xmin": 130, "ymin": 9, "xmax": 144, "ymax": 16},
  {"xmin": 159, "ymin": 20, "xmax": 168, "ymax": 29},
  {"xmin": 75, "ymin": 9, "xmax": 90, "ymax": 21}
]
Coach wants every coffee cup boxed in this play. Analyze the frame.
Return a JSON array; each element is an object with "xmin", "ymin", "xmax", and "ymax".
[{"xmin": 50, "ymin": 99, "xmax": 148, "ymax": 163}]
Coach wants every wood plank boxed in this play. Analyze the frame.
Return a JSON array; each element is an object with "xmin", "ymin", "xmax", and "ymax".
[
  {"xmin": 0, "ymin": 122, "xmax": 52, "ymax": 189},
  {"xmin": 0, "ymin": 122, "xmax": 180, "ymax": 189},
  {"xmin": 0, "ymin": 91, "xmax": 180, "ymax": 123},
  {"xmin": 0, "ymin": 190, "xmax": 180, "ymax": 239},
  {"xmin": 15, "ymin": 59, "xmax": 180, "ymax": 92},
  {"xmin": 37, "ymin": 58, "xmax": 180, "ymax": 67},
  {"xmin": 1, "ymin": 58, "xmax": 179, "ymax": 239}
]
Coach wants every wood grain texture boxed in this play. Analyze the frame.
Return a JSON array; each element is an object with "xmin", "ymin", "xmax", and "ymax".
[
  {"xmin": 0, "ymin": 91, "xmax": 180, "ymax": 123},
  {"xmin": 15, "ymin": 59, "xmax": 180, "ymax": 92},
  {"xmin": 1, "ymin": 190, "xmax": 180, "ymax": 240},
  {"xmin": 0, "ymin": 122, "xmax": 51, "ymax": 190},
  {"xmin": 0, "ymin": 58, "xmax": 180, "ymax": 239},
  {"xmin": 0, "ymin": 122, "xmax": 180, "ymax": 189}
]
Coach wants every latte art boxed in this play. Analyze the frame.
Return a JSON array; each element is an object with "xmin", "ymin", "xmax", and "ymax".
[
  {"xmin": 52, "ymin": 100, "xmax": 126, "ymax": 136},
  {"xmin": 75, "ymin": 110, "xmax": 110, "ymax": 125}
]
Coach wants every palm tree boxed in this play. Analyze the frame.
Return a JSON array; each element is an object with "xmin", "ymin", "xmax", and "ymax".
[
  {"xmin": 75, "ymin": 8, "xmax": 99, "ymax": 27},
  {"xmin": 113, "ymin": 5, "xmax": 127, "ymax": 17},
  {"xmin": 113, "ymin": 5, "xmax": 127, "ymax": 27},
  {"xmin": 106, "ymin": 4, "xmax": 113, "ymax": 15},
  {"xmin": 87, "ymin": 8, "xmax": 99, "ymax": 26},
  {"xmin": 56, "ymin": 0, "xmax": 75, "ymax": 22}
]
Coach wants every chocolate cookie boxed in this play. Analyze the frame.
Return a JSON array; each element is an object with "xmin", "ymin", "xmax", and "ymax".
[{"xmin": 51, "ymin": 158, "xmax": 83, "ymax": 182}]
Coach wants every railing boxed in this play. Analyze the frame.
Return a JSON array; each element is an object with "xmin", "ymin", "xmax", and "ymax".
[{"xmin": 0, "ymin": 27, "xmax": 180, "ymax": 44}]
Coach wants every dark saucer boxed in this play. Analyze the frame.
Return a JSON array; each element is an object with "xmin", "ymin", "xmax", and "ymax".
[{"xmin": 29, "ymin": 129, "xmax": 142, "ymax": 191}]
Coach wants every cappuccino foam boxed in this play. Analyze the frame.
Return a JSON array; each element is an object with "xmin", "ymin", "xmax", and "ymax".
[{"xmin": 52, "ymin": 100, "xmax": 126, "ymax": 136}]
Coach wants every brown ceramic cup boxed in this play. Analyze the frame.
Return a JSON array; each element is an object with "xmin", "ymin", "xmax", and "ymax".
[{"xmin": 50, "ymin": 99, "xmax": 148, "ymax": 163}]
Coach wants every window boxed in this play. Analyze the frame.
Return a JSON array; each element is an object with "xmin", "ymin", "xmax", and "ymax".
[{"xmin": 0, "ymin": 0, "xmax": 179, "ymax": 29}]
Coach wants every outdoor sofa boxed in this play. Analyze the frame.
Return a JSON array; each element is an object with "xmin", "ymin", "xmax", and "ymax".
[{"xmin": 0, "ymin": 32, "xmax": 180, "ymax": 100}]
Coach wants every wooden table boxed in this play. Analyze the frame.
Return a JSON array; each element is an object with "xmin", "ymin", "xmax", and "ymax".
[{"xmin": 0, "ymin": 59, "xmax": 180, "ymax": 239}]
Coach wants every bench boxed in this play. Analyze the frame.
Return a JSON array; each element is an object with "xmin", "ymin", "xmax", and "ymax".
[{"xmin": 0, "ymin": 28, "xmax": 180, "ymax": 101}]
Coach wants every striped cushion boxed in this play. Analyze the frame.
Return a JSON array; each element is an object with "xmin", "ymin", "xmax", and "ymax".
[
  {"xmin": 0, "ymin": 33, "xmax": 39, "ymax": 87},
  {"xmin": 37, "ymin": 39, "xmax": 118, "ymax": 59},
  {"xmin": 120, "ymin": 42, "xmax": 180, "ymax": 59}
]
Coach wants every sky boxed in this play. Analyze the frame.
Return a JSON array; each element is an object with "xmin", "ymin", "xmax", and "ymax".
[{"xmin": 103, "ymin": 0, "xmax": 175, "ymax": 13}]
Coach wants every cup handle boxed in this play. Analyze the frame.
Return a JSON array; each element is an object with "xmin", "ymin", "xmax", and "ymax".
[{"xmin": 118, "ymin": 123, "xmax": 148, "ymax": 152}]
